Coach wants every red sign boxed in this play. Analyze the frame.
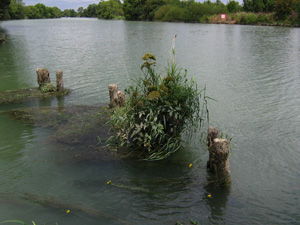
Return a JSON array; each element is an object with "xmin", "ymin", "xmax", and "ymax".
[{"xmin": 221, "ymin": 14, "xmax": 226, "ymax": 19}]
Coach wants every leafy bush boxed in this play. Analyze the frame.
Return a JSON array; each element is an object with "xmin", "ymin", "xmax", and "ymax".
[
  {"xmin": 110, "ymin": 42, "xmax": 208, "ymax": 160},
  {"xmin": 154, "ymin": 4, "xmax": 171, "ymax": 21},
  {"xmin": 227, "ymin": 0, "xmax": 242, "ymax": 13},
  {"xmin": 97, "ymin": 0, "xmax": 124, "ymax": 20},
  {"xmin": 274, "ymin": 0, "xmax": 297, "ymax": 20},
  {"xmin": 240, "ymin": 12, "xmax": 260, "ymax": 24},
  {"xmin": 162, "ymin": 6, "xmax": 185, "ymax": 22}
]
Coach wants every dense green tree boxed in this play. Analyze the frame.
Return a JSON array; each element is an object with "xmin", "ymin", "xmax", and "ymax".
[
  {"xmin": 82, "ymin": 4, "xmax": 97, "ymax": 17},
  {"xmin": 243, "ymin": 0, "xmax": 254, "ymax": 11},
  {"xmin": 0, "ymin": 0, "xmax": 10, "ymax": 20},
  {"xmin": 154, "ymin": 4, "xmax": 171, "ymax": 20},
  {"xmin": 123, "ymin": 0, "xmax": 146, "ymax": 20},
  {"xmin": 49, "ymin": 6, "xmax": 61, "ymax": 18},
  {"xmin": 62, "ymin": 9, "xmax": 77, "ymax": 17},
  {"xmin": 77, "ymin": 7, "xmax": 84, "ymax": 17},
  {"xmin": 297, "ymin": 0, "xmax": 300, "ymax": 21},
  {"xmin": 23, "ymin": 4, "xmax": 61, "ymax": 19},
  {"xmin": 227, "ymin": 0, "xmax": 242, "ymax": 13},
  {"xmin": 243, "ymin": 0, "xmax": 275, "ymax": 12},
  {"xmin": 264, "ymin": 0, "xmax": 275, "ymax": 12},
  {"xmin": 162, "ymin": 5, "xmax": 185, "ymax": 21},
  {"xmin": 141, "ymin": 0, "xmax": 169, "ymax": 20},
  {"xmin": 24, "ymin": 5, "xmax": 39, "ymax": 18},
  {"xmin": 34, "ymin": 3, "xmax": 51, "ymax": 18},
  {"xmin": 97, "ymin": 0, "xmax": 123, "ymax": 19},
  {"xmin": 9, "ymin": 0, "xmax": 24, "ymax": 19},
  {"xmin": 274, "ymin": 0, "xmax": 297, "ymax": 20}
]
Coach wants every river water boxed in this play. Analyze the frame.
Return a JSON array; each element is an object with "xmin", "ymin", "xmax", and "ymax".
[{"xmin": 0, "ymin": 18, "xmax": 300, "ymax": 224}]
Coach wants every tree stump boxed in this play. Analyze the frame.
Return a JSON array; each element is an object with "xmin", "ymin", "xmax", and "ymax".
[
  {"xmin": 207, "ymin": 127, "xmax": 231, "ymax": 184},
  {"xmin": 36, "ymin": 68, "xmax": 50, "ymax": 88},
  {"xmin": 56, "ymin": 70, "xmax": 64, "ymax": 91},
  {"xmin": 108, "ymin": 84, "xmax": 125, "ymax": 108}
]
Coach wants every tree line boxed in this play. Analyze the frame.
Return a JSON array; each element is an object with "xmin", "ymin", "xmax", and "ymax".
[{"xmin": 1, "ymin": 0, "xmax": 300, "ymax": 25}]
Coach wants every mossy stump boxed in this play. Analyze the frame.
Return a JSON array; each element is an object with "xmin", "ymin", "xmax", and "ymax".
[
  {"xmin": 56, "ymin": 70, "xmax": 64, "ymax": 91},
  {"xmin": 36, "ymin": 68, "xmax": 50, "ymax": 88},
  {"xmin": 207, "ymin": 127, "xmax": 231, "ymax": 185},
  {"xmin": 108, "ymin": 84, "xmax": 125, "ymax": 108}
]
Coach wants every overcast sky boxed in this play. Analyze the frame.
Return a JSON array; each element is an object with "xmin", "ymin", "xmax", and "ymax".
[{"xmin": 22, "ymin": 0, "xmax": 244, "ymax": 10}]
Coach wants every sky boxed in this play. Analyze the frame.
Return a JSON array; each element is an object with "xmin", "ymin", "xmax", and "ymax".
[{"xmin": 22, "ymin": 0, "xmax": 244, "ymax": 11}]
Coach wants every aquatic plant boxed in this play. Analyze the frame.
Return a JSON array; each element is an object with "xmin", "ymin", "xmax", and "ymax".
[
  {"xmin": 110, "ymin": 38, "xmax": 209, "ymax": 160},
  {"xmin": 40, "ymin": 82, "xmax": 56, "ymax": 93}
]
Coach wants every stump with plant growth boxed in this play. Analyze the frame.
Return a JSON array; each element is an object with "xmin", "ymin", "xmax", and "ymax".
[{"xmin": 109, "ymin": 37, "xmax": 209, "ymax": 160}]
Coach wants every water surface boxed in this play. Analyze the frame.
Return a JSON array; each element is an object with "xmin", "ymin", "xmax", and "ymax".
[{"xmin": 0, "ymin": 18, "xmax": 300, "ymax": 224}]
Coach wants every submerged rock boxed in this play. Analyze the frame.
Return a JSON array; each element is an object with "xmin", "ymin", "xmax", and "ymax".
[{"xmin": 4, "ymin": 105, "xmax": 132, "ymax": 161}]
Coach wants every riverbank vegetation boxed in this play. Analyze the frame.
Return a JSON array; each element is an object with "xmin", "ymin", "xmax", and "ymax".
[{"xmin": 1, "ymin": 0, "xmax": 300, "ymax": 26}]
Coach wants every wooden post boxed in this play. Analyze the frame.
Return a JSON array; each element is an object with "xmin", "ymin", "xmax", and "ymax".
[
  {"xmin": 108, "ymin": 84, "xmax": 125, "ymax": 108},
  {"xmin": 36, "ymin": 68, "xmax": 50, "ymax": 88},
  {"xmin": 207, "ymin": 127, "xmax": 231, "ymax": 184},
  {"xmin": 56, "ymin": 70, "xmax": 64, "ymax": 91}
]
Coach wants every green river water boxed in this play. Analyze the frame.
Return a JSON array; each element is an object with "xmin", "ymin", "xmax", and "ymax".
[{"xmin": 0, "ymin": 18, "xmax": 300, "ymax": 224}]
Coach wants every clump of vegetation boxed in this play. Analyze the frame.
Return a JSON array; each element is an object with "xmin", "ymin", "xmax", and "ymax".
[
  {"xmin": 110, "ymin": 39, "xmax": 208, "ymax": 161},
  {"xmin": 40, "ymin": 82, "xmax": 56, "ymax": 93}
]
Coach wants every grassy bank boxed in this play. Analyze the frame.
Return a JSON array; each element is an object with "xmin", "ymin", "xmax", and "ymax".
[{"xmin": 207, "ymin": 12, "xmax": 300, "ymax": 27}]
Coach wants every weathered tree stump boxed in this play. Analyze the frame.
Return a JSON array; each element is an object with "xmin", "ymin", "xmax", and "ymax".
[
  {"xmin": 207, "ymin": 127, "xmax": 231, "ymax": 184},
  {"xmin": 56, "ymin": 70, "xmax": 64, "ymax": 91},
  {"xmin": 36, "ymin": 68, "xmax": 50, "ymax": 88},
  {"xmin": 108, "ymin": 84, "xmax": 125, "ymax": 108}
]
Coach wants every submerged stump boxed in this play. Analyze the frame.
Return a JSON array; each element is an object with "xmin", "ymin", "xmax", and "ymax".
[
  {"xmin": 207, "ymin": 127, "xmax": 231, "ymax": 185},
  {"xmin": 108, "ymin": 84, "xmax": 125, "ymax": 108},
  {"xmin": 36, "ymin": 68, "xmax": 50, "ymax": 88},
  {"xmin": 56, "ymin": 70, "xmax": 64, "ymax": 91}
]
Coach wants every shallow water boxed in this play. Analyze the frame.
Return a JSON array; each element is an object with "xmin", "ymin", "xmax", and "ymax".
[{"xmin": 0, "ymin": 18, "xmax": 300, "ymax": 224}]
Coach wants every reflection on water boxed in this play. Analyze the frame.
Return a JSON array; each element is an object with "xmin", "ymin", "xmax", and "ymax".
[
  {"xmin": 205, "ymin": 181, "xmax": 231, "ymax": 223},
  {"xmin": 0, "ymin": 19, "xmax": 300, "ymax": 224}
]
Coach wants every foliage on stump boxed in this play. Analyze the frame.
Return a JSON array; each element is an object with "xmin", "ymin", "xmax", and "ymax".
[{"xmin": 40, "ymin": 82, "xmax": 56, "ymax": 93}]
